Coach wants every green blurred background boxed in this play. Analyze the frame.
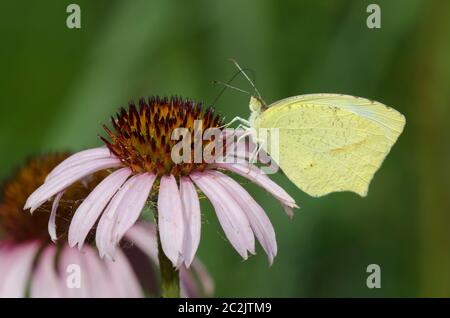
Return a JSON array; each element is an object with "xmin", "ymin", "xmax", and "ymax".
[{"xmin": 1, "ymin": 0, "xmax": 449, "ymax": 297}]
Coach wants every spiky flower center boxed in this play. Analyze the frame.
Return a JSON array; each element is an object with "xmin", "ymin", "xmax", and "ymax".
[
  {"xmin": 0, "ymin": 155, "xmax": 105, "ymax": 243},
  {"xmin": 101, "ymin": 96, "xmax": 223, "ymax": 177}
]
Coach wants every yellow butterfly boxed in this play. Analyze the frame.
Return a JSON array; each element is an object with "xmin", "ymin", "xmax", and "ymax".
[{"xmin": 223, "ymin": 60, "xmax": 406, "ymax": 197}]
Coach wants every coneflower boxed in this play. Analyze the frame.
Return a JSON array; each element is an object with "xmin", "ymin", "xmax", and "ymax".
[
  {"xmin": 0, "ymin": 154, "xmax": 212, "ymax": 298},
  {"xmin": 25, "ymin": 96, "xmax": 298, "ymax": 297}
]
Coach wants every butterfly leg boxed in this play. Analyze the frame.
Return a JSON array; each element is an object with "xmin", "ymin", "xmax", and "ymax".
[
  {"xmin": 248, "ymin": 138, "xmax": 266, "ymax": 164},
  {"xmin": 221, "ymin": 116, "xmax": 251, "ymax": 129},
  {"xmin": 236, "ymin": 127, "xmax": 255, "ymax": 145},
  {"xmin": 234, "ymin": 128, "xmax": 264, "ymax": 164},
  {"xmin": 221, "ymin": 124, "xmax": 251, "ymax": 146}
]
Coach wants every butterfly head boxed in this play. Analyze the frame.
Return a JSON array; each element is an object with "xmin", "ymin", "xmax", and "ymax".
[
  {"xmin": 248, "ymin": 95, "xmax": 266, "ymax": 128},
  {"xmin": 249, "ymin": 95, "xmax": 266, "ymax": 113}
]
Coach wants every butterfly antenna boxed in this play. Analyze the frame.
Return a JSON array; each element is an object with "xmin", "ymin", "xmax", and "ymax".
[
  {"xmin": 229, "ymin": 58, "xmax": 263, "ymax": 100},
  {"xmin": 211, "ymin": 68, "xmax": 255, "ymax": 105},
  {"xmin": 212, "ymin": 80, "xmax": 251, "ymax": 95}
]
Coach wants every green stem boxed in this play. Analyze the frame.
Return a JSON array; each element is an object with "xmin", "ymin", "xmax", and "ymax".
[{"xmin": 157, "ymin": 224, "xmax": 180, "ymax": 298}]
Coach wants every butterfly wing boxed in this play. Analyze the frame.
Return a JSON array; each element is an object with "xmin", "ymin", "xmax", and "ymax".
[{"xmin": 254, "ymin": 94, "xmax": 405, "ymax": 197}]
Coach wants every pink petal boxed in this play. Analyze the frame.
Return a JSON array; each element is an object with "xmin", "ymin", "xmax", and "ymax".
[
  {"xmin": 180, "ymin": 266, "xmax": 198, "ymax": 298},
  {"xmin": 206, "ymin": 170, "xmax": 277, "ymax": 265},
  {"xmin": 0, "ymin": 246, "xmax": 14, "ymax": 296},
  {"xmin": 46, "ymin": 147, "xmax": 111, "ymax": 181},
  {"xmin": 190, "ymin": 172, "xmax": 255, "ymax": 259},
  {"xmin": 180, "ymin": 177, "xmax": 201, "ymax": 267},
  {"xmin": 0, "ymin": 242, "xmax": 39, "ymax": 298},
  {"xmin": 25, "ymin": 157, "xmax": 123, "ymax": 212},
  {"xmin": 103, "ymin": 250, "xmax": 143, "ymax": 298},
  {"xmin": 68, "ymin": 167, "xmax": 132, "ymax": 249},
  {"xmin": 191, "ymin": 259, "xmax": 215, "ymax": 297},
  {"xmin": 96, "ymin": 173, "xmax": 155, "ymax": 260},
  {"xmin": 56, "ymin": 245, "xmax": 143, "ymax": 298},
  {"xmin": 125, "ymin": 222, "xmax": 212, "ymax": 298},
  {"xmin": 213, "ymin": 163, "xmax": 298, "ymax": 217},
  {"xmin": 158, "ymin": 175, "xmax": 185, "ymax": 267},
  {"xmin": 79, "ymin": 247, "xmax": 116, "ymax": 298},
  {"xmin": 96, "ymin": 176, "xmax": 139, "ymax": 260},
  {"xmin": 30, "ymin": 245, "xmax": 62, "ymax": 298},
  {"xmin": 48, "ymin": 191, "xmax": 65, "ymax": 242},
  {"xmin": 124, "ymin": 222, "xmax": 158, "ymax": 263},
  {"xmin": 58, "ymin": 245, "xmax": 91, "ymax": 297},
  {"xmin": 111, "ymin": 173, "xmax": 156, "ymax": 249}
]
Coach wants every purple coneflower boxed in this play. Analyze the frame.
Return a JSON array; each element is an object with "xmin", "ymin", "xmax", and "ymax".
[
  {"xmin": 0, "ymin": 155, "xmax": 212, "ymax": 298},
  {"xmin": 25, "ymin": 96, "xmax": 297, "ymax": 273}
]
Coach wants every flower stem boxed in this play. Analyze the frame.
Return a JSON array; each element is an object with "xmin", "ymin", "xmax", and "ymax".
[{"xmin": 156, "ymin": 225, "xmax": 180, "ymax": 298}]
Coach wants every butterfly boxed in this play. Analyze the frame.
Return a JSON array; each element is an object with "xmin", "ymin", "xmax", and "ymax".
[{"xmin": 221, "ymin": 60, "xmax": 406, "ymax": 197}]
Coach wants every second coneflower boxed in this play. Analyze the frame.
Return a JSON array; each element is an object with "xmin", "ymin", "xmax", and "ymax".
[
  {"xmin": 25, "ymin": 96, "xmax": 297, "ymax": 295},
  {"xmin": 1, "ymin": 154, "xmax": 212, "ymax": 298}
]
